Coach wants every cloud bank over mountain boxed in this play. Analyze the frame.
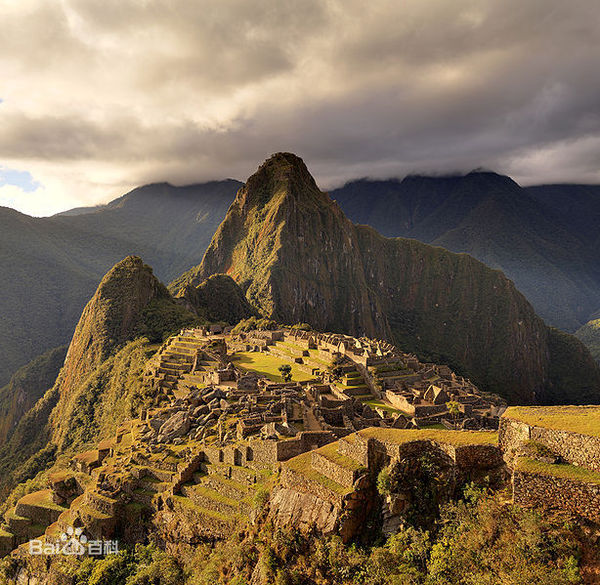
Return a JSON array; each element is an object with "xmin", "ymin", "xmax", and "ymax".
[{"xmin": 1, "ymin": 0, "xmax": 599, "ymax": 215}]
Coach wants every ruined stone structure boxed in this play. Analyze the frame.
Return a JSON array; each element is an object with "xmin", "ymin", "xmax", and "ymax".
[
  {"xmin": 271, "ymin": 428, "xmax": 504, "ymax": 541},
  {"xmin": 500, "ymin": 406, "xmax": 600, "ymax": 523},
  {"xmin": 227, "ymin": 327, "xmax": 504, "ymax": 431},
  {"xmin": 2, "ymin": 329, "xmax": 598, "ymax": 562}
]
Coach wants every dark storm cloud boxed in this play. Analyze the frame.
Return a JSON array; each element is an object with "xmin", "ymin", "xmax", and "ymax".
[{"xmin": 1, "ymin": 0, "xmax": 600, "ymax": 214}]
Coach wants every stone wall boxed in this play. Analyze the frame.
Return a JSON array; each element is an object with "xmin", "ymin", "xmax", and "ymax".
[
  {"xmin": 276, "ymin": 431, "xmax": 337, "ymax": 461},
  {"xmin": 310, "ymin": 451, "xmax": 362, "ymax": 487},
  {"xmin": 85, "ymin": 492, "xmax": 118, "ymax": 516},
  {"xmin": 385, "ymin": 392, "xmax": 415, "ymax": 414},
  {"xmin": 499, "ymin": 417, "xmax": 600, "ymax": 472},
  {"xmin": 450, "ymin": 444, "xmax": 504, "ymax": 471},
  {"xmin": 14, "ymin": 502, "xmax": 62, "ymax": 527},
  {"xmin": 279, "ymin": 465, "xmax": 346, "ymax": 507},
  {"xmin": 513, "ymin": 469, "xmax": 600, "ymax": 522},
  {"xmin": 270, "ymin": 488, "xmax": 339, "ymax": 534},
  {"xmin": 247, "ymin": 440, "xmax": 279, "ymax": 464}
]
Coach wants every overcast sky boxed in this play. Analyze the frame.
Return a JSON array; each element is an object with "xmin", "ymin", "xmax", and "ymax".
[{"xmin": 1, "ymin": 0, "xmax": 599, "ymax": 216}]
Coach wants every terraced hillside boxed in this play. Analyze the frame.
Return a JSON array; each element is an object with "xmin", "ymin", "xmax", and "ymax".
[{"xmin": 273, "ymin": 427, "xmax": 503, "ymax": 540}]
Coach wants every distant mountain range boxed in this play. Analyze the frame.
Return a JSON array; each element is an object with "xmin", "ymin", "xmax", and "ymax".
[
  {"xmin": 1, "ymin": 153, "xmax": 599, "ymax": 472},
  {"xmin": 330, "ymin": 173, "xmax": 600, "ymax": 333},
  {"xmin": 0, "ymin": 180, "xmax": 239, "ymax": 385},
  {"xmin": 1, "ymin": 159, "xmax": 599, "ymax": 394}
]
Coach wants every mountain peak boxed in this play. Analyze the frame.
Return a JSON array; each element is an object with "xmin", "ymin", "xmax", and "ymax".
[
  {"xmin": 65, "ymin": 255, "xmax": 168, "ymax": 370},
  {"xmin": 241, "ymin": 152, "xmax": 324, "ymax": 208},
  {"xmin": 252, "ymin": 152, "xmax": 313, "ymax": 181},
  {"xmin": 52, "ymin": 255, "xmax": 195, "ymax": 448}
]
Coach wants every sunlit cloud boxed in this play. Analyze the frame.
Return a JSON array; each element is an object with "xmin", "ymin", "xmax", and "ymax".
[{"xmin": 1, "ymin": 0, "xmax": 599, "ymax": 216}]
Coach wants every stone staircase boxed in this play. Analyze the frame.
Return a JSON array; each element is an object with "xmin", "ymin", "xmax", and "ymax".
[
  {"xmin": 332, "ymin": 368, "xmax": 372, "ymax": 400},
  {"xmin": 162, "ymin": 459, "xmax": 268, "ymax": 540},
  {"xmin": 151, "ymin": 330, "xmax": 223, "ymax": 399}
]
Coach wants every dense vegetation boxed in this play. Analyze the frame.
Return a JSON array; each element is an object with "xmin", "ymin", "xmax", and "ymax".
[
  {"xmin": 0, "ymin": 338, "xmax": 159, "ymax": 500},
  {"xmin": 576, "ymin": 317, "xmax": 600, "ymax": 363},
  {"xmin": 0, "ymin": 345, "xmax": 67, "ymax": 443},
  {"xmin": 546, "ymin": 328, "xmax": 600, "ymax": 402},
  {"xmin": 0, "ymin": 256, "xmax": 196, "ymax": 497},
  {"xmin": 1, "ymin": 490, "xmax": 588, "ymax": 585},
  {"xmin": 180, "ymin": 274, "xmax": 256, "ymax": 325},
  {"xmin": 51, "ymin": 338, "xmax": 157, "ymax": 452},
  {"xmin": 231, "ymin": 317, "xmax": 279, "ymax": 333}
]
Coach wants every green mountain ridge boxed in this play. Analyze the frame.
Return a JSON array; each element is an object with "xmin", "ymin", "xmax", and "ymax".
[
  {"xmin": 0, "ymin": 256, "xmax": 194, "ymax": 495},
  {"xmin": 49, "ymin": 255, "xmax": 196, "ymax": 451},
  {"xmin": 174, "ymin": 153, "xmax": 600, "ymax": 405},
  {"xmin": 0, "ymin": 345, "xmax": 67, "ymax": 444},
  {"xmin": 0, "ymin": 255, "xmax": 254, "ymax": 496},
  {"xmin": 0, "ymin": 180, "xmax": 239, "ymax": 387},
  {"xmin": 331, "ymin": 174, "xmax": 600, "ymax": 333}
]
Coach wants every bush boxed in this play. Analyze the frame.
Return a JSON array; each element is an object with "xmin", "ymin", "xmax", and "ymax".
[
  {"xmin": 253, "ymin": 486, "xmax": 270, "ymax": 512},
  {"xmin": 377, "ymin": 465, "xmax": 393, "ymax": 496},
  {"xmin": 232, "ymin": 317, "xmax": 278, "ymax": 334},
  {"xmin": 278, "ymin": 364, "xmax": 292, "ymax": 382}
]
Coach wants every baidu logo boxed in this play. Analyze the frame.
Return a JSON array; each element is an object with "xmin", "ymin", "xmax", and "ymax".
[{"xmin": 29, "ymin": 526, "xmax": 118, "ymax": 556}]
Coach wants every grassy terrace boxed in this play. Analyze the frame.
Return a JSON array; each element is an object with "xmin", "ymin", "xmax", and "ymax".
[
  {"xmin": 72, "ymin": 450, "xmax": 99, "ymax": 465},
  {"xmin": 364, "ymin": 399, "xmax": 407, "ymax": 415},
  {"xmin": 314, "ymin": 442, "xmax": 365, "ymax": 471},
  {"xmin": 5, "ymin": 508, "xmax": 29, "ymax": 522},
  {"xmin": 48, "ymin": 470, "xmax": 74, "ymax": 483},
  {"xmin": 284, "ymin": 452, "xmax": 352, "ymax": 496},
  {"xmin": 305, "ymin": 349, "xmax": 332, "ymax": 367},
  {"xmin": 231, "ymin": 351, "xmax": 314, "ymax": 382},
  {"xmin": 517, "ymin": 457, "xmax": 600, "ymax": 485},
  {"xmin": 201, "ymin": 473, "xmax": 252, "ymax": 494},
  {"xmin": 504, "ymin": 406, "xmax": 600, "ymax": 438},
  {"xmin": 202, "ymin": 463, "xmax": 272, "ymax": 481},
  {"xmin": 19, "ymin": 490, "xmax": 66, "ymax": 512},
  {"xmin": 358, "ymin": 428, "xmax": 498, "ymax": 446},
  {"xmin": 171, "ymin": 495, "xmax": 231, "ymax": 522},
  {"xmin": 76, "ymin": 502, "xmax": 113, "ymax": 521},
  {"xmin": 184, "ymin": 484, "xmax": 240, "ymax": 508},
  {"xmin": 273, "ymin": 342, "xmax": 332, "ymax": 369}
]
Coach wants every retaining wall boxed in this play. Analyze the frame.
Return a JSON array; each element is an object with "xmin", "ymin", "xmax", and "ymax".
[
  {"xmin": 499, "ymin": 417, "xmax": 600, "ymax": 472},
  {"xmin": 513, "ymin": 469, "xmax": 600, "ymax": 522}
]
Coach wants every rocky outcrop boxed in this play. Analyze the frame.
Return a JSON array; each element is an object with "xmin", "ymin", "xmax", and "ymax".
[
  {"xmin": 172, "ymin": 153, "xmax": 384, "ymax": 337},
  {"xmin": 172, "ymin": 153, "xmax": 600, "ymax": 404},
  {"xmin": 158, "ymin": 411, "xmax": 191, "ymax": 442},
  {"xmin": 178, "ymin": 274, "xmax": 256, "ymax": 324},
  {"xmin": 271, "ymin": 428, "xmax": 505, "ymax": 542}
]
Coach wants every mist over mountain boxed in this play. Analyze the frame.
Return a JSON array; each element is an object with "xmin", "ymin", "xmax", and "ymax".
[{"xmin": 2, "ymin": 158, "xmax": 600, "ymax": 396}]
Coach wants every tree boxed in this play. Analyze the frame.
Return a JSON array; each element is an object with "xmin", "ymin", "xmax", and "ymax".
[
  {"xmin": 278, "ymin": 364, "xmax": 292, "ymax": 382},
  {"xmin": 446, "ymin": 400, "xmax": 461, "ymax": 428}
]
